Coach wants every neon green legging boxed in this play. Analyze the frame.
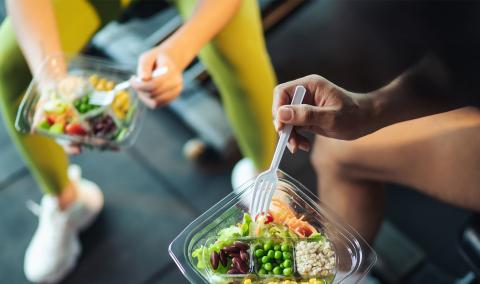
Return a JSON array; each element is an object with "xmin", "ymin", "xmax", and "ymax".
[{"xmin": 0, "ymin": 0, "xmax": 276, "ymax": 195}]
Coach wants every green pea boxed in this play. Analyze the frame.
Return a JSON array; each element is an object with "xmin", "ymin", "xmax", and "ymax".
[
  {"xmin": 283, "ymin": 267, "xmax": 293, "ymax": 276},
  {"xmin": 281, "ymin": 243, "xmax": 290, "ymax": 252},
  {"xmin": 258, "ymin": 268, "xmax": 266, "ymax": 275},
  {"xmin": 279, "ymin": 264, "xmax": 284, "ymax": 269},
  {"xmin": 274, "ymin": 251, "xmax": 282, "ymax": 260},
  {"xmin": 274, "ymin": 245, "xmax": 281, "ymax": 251},
  {"xmin": 261, "ymin": 256, "xmax": 270, "ymax": 264},
  {"xmin": 263, "ymin": 263, "xmax": 273, "ymax": 271},
  {"xmin": 283, "ymin": 251, "xmax": 292, "ymax": 260},
  {"xmin": 267, "ymin": 250, "xmax": 275, "ymax": 258},
  {"xmin": 79, "ymin": 104, "xmax": 88, "ymax": 113},
  {"xmin": 81, "ymin": 96, "xmax": 88, "ymax": 103},
  {"xmin": 273, "ymin": 266, "xmax": 282, "ymax": 275},
  {"xmin": 263, "ymin": 242, "xmax": 273, "ymax": 251},
  {"xmin": 283, "ymin": 259, "xmax": 292, "ymax": 268},
  {"xmin": 255, "ymin": 249, "xmax": 264, "ymax": 258}
]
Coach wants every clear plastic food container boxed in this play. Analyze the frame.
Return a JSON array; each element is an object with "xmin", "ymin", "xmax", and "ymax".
[
  {"xmin": 15, "ymin": 54, "xmax": 144, "ymax": 150},
  {"xmin": 169, "ymin": 171, "xmax": 376, "ymax": 284}
]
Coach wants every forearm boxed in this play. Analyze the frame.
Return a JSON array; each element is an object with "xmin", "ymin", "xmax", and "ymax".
[
  {"xmin": 370, "ymin": 55, "xmax": 463, "ymax": 129},
  {"xmin": 6, "ymin": 0, "xmax": 63, "ymax": 75},
  {"xmin": 162, "ymin": 0, "xmax": 242, "ymax": 69}
]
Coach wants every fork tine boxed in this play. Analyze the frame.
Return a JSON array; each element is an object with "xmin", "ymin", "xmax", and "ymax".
[
  {"xmin": 250, "ymin": 179, "xmax": 263, "ymax": 216},
  {"xmin": 263, "ymin": 182, "xmax": 276, "ymax": 213},
  {"xmin": 259, "ymin": 181, "xmax": 271, "ymax": 215},
  {"xmin": 259, "ymin": 182, "xmax": 270, "ymax": 214},
  {"xmin": 255, "ymin": 183, "xmax": 266, "ymax": 217},
  {"xmin": 255, "ymin": 181, "xmax": 266, "ymax": 217},
  {"xmin": 254, "ymin": 179, "xmax": 266, "ymax": 217},
  {"xmin": 259, "ymin": 183, "xmax": 269, "ymax": 214}
]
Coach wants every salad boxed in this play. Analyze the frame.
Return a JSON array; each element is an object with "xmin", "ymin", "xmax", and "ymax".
[
  {"xmin": 192, "ymin": 197, "xmax": 336, "ymax": 284},
  {"xmin": 32, "ymin": 73, "xmax": 136, "ymax": 145}
]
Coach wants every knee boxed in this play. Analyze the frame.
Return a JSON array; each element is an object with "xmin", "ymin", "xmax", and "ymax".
[{"xmin": 310, "ymin": 136, "xmax": 358, "ymax": 184}]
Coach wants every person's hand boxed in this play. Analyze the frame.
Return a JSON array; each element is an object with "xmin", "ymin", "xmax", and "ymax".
[
  {"xmin": 131, "ymin": 46, "xmax": 184, "ymax": 109},
  {"xmin": 273, "ymin": 75, "xmax": 377, "ymax": 153}
]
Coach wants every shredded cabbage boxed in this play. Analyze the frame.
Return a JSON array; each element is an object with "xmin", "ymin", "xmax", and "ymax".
[{"xmin": 255, "ymin": 222, "xmax": 299, "ymax": 240}]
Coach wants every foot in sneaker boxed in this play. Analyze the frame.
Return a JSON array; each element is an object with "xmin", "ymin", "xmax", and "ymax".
[
  {"xmin": 24, "ymin": 165, "xmax": 103, "ymax": 283},
  {"xmin": 231, "ymin": 158, "xmax": 259, "ymax": 192}
]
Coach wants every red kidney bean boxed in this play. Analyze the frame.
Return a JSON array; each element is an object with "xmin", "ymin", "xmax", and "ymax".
[
  {"xmin": 228, "ymin": 252, "xmax": 240, "ymax": 259},
  {"xmin": 210, "ymin": 251, "xmax": 219, "ymax": 270},
  {"xmin": 234, "ymin": 241, "xmax": 249, "ymax": 251},
  {"xmin": 227, "ymin": 268, "xmax": 239, "ymax": 274},
  {"xmin": 224, "ymin": 245, "xmax": 240, "ymax": 253},
  {"xmin": 219, "ymin": 249, "xmax": 227, "ymax": 266},
  {"xmin": 232, "ymin": 257, "xmax": 249, "ymax": 274},
  {"xmin": 240, "ymin": 250, "xmax": 248, "ymax": 262}
]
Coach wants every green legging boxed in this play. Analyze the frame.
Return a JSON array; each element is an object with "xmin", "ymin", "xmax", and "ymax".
[{"xmin": 0, "ymin": 0, "xmax": 276, "ymax": 195}]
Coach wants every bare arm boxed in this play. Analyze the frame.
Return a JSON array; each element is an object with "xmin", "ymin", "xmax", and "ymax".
[
  {"xmin": 6, "ymin": 0, "xmax": 63, "ymax": 75},
  {"xmin": 133, "ymin": 0, "xmax": 243, "ymax": 108},
  {"xmin": 370, "ymin": 54, "xmax": 459, "ymax": 131},
  {"xmin": 162, "ymin": 0, "xmax": 243, "ymax": 69},
  {"xmin": 272, "ymin": 55, "xmax": 462, "ymax": 151}
]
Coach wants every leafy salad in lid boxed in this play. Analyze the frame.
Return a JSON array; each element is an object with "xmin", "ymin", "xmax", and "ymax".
[{"xmin": 32, "ymin": 73, "xmax": 136, "ymax": 145}]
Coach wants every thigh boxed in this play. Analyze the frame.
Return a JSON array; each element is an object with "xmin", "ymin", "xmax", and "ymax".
[
  {"xmin": 0, "ymin": 0, "xmax": 126, "ymax": 193},
  {"xmin": 174, "ymin": 0, "xmax": 277, "ymax": 169},
  {"xmin": 312, "ymin": 107, "xmax": 480, "ymax": 211}
]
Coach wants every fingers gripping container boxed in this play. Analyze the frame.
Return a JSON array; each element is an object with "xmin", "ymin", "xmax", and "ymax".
[
  {"xmin": 169, "ymin": 171, "xmax": 376, "ymax": 284},
  {"xmin": 15, "ymin": 54, "xmax": 144, "ymax": 150}
]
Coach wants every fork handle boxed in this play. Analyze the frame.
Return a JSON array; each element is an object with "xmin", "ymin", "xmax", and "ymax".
[
  {"xmin": 114, "ymin": 66, "xmax": 169, "ymax": 92},
  {"xmin": 269, "ymin": 85, "xmax": 306, "ymax": 171}
]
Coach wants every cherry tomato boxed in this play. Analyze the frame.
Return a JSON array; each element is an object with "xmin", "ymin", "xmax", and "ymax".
[
  {"xmin": 65, "ymin": 123, "xmax": 87, "ymax": 136},
  {"xmin": 46, "ymin": 115, "xmax": 56, "ymax": 125},
  {"xmin": 294, "ymin": 226, "xmax": 313, "ymax": 237},
  {"xmin": 265, "ymin": 212, "xmax": 274, "ymax": 224},
  {"xmin": 255, "ymin": 212, "xmax": 274, "ymax": 224}
]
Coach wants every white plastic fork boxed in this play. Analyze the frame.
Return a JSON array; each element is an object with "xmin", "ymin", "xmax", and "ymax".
[
  {"xmin": 89, "ymin": 66, "xmax": 168, "ymax": 106},
  {"xmin": 249, "ymin": 85, "xmax": 306, "ymax": 218}
]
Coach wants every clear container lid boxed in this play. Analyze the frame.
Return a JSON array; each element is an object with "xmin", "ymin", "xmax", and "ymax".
[
  {"xmin": 169, "ymin": 171, "xmax": 376, "ymax": 283},
  {"xmin": 15, "ymin": 54, "xmax": 144, "ymax": 150}
]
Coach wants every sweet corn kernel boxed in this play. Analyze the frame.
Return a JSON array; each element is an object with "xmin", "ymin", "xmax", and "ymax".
[
  {"xmin": 106, "ymin": 81, "xmax": 115, "ymax": 91},
  {"xmin": 88, "ymin": 74, "xmax": 98, "ymax": 86},
  {"xmin": 243, "ymin": 279, "xmax": 252, "ymax": 284},
  {"xmin": 96, "ymin": 78, "xmax": 107, "ymax": 90}
]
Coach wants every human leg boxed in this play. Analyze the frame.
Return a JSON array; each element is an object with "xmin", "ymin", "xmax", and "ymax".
[
  {"xmin": 174, "ymin": 0, "xmax": 277, "ymax": 171},
  {"xmin": 0, "ymin": 1, "xmax": 130, "ymax": 281}
]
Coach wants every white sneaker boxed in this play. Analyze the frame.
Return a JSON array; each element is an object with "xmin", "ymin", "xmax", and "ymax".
[
  {"xmin": 231, "ymin": 158, "xmax": 258, "ymax": 192},
  {"xmin": 24, "ymin": 165, "xmax": 103, "ymax": 283}
]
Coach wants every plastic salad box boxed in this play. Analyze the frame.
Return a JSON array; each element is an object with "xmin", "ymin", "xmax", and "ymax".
[
  {"xmin": 16, "ymin": 54, "xmax": 144, "ymax": 150},
  {"xmin": 169, "ymin": 170, "xmax": 376, "ymax": 284}
]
